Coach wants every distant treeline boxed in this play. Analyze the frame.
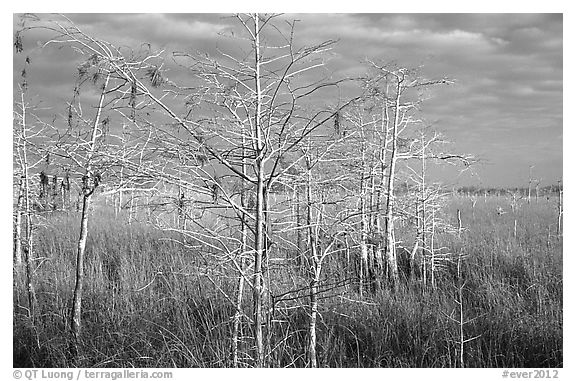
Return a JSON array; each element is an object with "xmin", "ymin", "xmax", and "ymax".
[
  {"xmin": 453, "ymin": 184, "xmax": 562, "ymax": 197},
  {"xmin": 268, "ymin": 182, "xmax": 563, "ymax": 198}
]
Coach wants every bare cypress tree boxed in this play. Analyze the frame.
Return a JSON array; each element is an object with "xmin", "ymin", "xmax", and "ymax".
[
  {"xmin": 24, "ymin": 13, "xmax": 358, "ymax": 367},
  {"xmin": 70, "ymin": 72, "xmax": 111, "ymax": 361},
  {"xmin": 155, "ymin": 15, "xmax": 355, "ymax": 365},
  {"xmin": 363, "ymin": 62, "xmax": 467, "ymax": 290},
  {"xmin": 382, "ymin": 69, "xmax": 403, "ymax": 289},
  {"xmin": 337, "ymin": 108, "xmax": 378, "ymax": 294},
  {"xmin": 231, "ymin": 129, "xmax": 249, "ymax": 367},
  {"xmin": 299, "ymin": 139, "xmax": 351, "ymax": 368},
  {"xmin": 14, "ymin": 85, "xmax": 39, "ymax": 327},
  {"xmin": 371, "ymin": 90, "xmax": 391, "ymax": 289},
  {"xmin": 13, "ymin": 33, "xmax": 48, "ymax": 332},
  {"xmin": 358, "ymin": 120, "xmax": 370, "ymax": 295},
  {"xmin": 304, "ymin": 154, "xmax": 319, "ymax": 367},
  {"xmin": 14, "ymin": 175, "xmax": 24, "ymax": 266},
  {"xmin": 13, "ymin": 28, "xmax": 33, "ymax": 272}
]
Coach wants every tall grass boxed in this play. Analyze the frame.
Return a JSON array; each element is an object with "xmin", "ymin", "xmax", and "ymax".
[{"xmin": 13, "ymin": 197, "xmax": 562, "ymax": 367}]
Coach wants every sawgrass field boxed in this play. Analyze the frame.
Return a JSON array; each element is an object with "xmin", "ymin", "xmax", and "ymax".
[{"xmin": 13, "ymin": 194, "xmax": 562, "ymax": 368}]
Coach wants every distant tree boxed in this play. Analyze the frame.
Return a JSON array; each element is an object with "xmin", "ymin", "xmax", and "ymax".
[
  {"xmin": 406, "ymin": 125, "xmax": 473, "ymax": 287},
  {"xmin": 356, "ymin": 62, "xmax": 454, "ymax": 290},
  {"xmin": 339, "ymin": 61, "xmax": 475, "ymax": 292}
]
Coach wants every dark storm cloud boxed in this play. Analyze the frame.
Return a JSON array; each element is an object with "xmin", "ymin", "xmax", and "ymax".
[
  {"xmin": 13, "ymin": 13, "xmax": 562, "ymax": 187},
  {"xmin": 287, "ymin": 13, "xmax": 561, "ymax": 186}
]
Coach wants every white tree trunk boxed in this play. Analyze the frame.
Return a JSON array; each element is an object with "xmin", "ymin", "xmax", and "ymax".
[
  {"xmin": 305, "ymin": 163, "xmax": 319, "ymax": 368},
  {"xmin": 71, "ymin": 191, "xmax": 92, "ymax": 342},
  {"xmin": 383, "ymin": 80, "xmax": 402, "ymax": 289},
  {"xmin": 232, "ymin": 131, "xmax": 249, "ymax": 367},
  {"xmin": 252, "ymin": 14, "xmax": 266, "ymax": 367},
  {"xmin": 70, "ymin": 73, "xmax": 110, "ymax": 360},
  {"xmin": 14, "ymin": 176, "xmax": 24, "ymax": 266},
  {"xmin": 16, "ymin": 90, "xmax": 37, "ymax": 324},
  {"xmin": 557, "ymin": 182, "xmax": 562, "ymax": 238},
  {"xmin": 23, "ymin": 145, "xmax": 36, "ymax": 325},
  {"xmin": 231, "ymin": 255, "xmax": 246, "ymax": 367}
]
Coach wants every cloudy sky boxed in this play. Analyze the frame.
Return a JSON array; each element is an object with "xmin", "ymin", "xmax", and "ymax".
[{"xmin": 12, "ymin": 12, "xmax": 563, "ymax": 187}]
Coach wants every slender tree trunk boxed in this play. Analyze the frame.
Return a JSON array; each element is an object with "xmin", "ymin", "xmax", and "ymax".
[
  {"xmin": 359, "ymin": 165, "xmax": 369, "ymax": 295},
  {"xmin": 457, "ymin": 209, "xmax": 462, "ymax": 239},
  {"xmin": 65, "ymin": 172, "xmax": 71, "ymax": 209},
  {"xmin": 14, "ymin": 175, "xmax": 24, "ymax": 266},
  {"xmin": 70, "ymin": 73, "xmax": 110, "ymax": 361},
  {"xmin": 23, "ymin": 217, "xmax": 38, "ymax": 351},
  {"xmin": 231, "ymin": 233, "xmax": 246, "ymax": 367},
  {"xmin": 23, "ymin": 155, "xmax": 37, "ymax": 324},
  {"xmin": 306, "ymin": 165, "xmax": 319, "ymax": 368},
  {"xmin": 61, "ymin": 178, "xmax": 67, "ymax": 208},
  {"xmin": 360, "ymin": 190, "xmax": 369, "ymax": 292},
  {"xmin": 373, "ymin": 215, "xmax": 383, "ymax": 289},
  {"xmin": 296, "ymin": 188, "xmax": 304, "ymax": 268},
  {"xmin": 263, "ymin": 187, "xmax": 274, "ymax": 365},
  {"xmin": 305, "ymin": 164, "xmax": 334, "ymax": 368},
  {"xmin": 232, "ymin": 133, "xmax": 249, "ymax": 368},
  {"xmin": 128, "ymin": 196, "xmax": 135, "ymax": 224},
  {"xmin": 309, "ymin": 272, "xmax": 319, "ymax": 367},
  {"xmin": 367, "ymin": 164, "xmax": 381, "ymax": 292},
  {"xmin": 21, "ymin": 153, "xmax": 40, "ymax": 353},
  {"xmin": 410, "ymin": 200, "xmax": 420, "ymax": 281},
  {"xmin": 557, "ymin": 181, "xmax": 562, "ymax": 238},
  {"xmin": 254, "ymin": 165, "xmax": 265, "ymax": 368},
  {"xmin": 456, "ymin": 253, "xmax": 466, "ymax": 368},
  {"xmin": 430, "ymin": 207, "xmax": 436, "ymax": 289},
  {"xmin": 252, "ymin": 14, "xmax": 266, "ymax": 367},
  {"xmin": 232, "ymin": 255, "xmax": 245, "ymax": 367},
  {"xmin": 52, "ymin": 176, "xmax": 58, "ymax": 210},
  {"xmin": 17, "ymin": 90, "xmax": 37, "ymax": 325},
  {"xmin": 528, "ymin": 167, "xmax": 533, "ymax": 204},
  {"xmin": 116, "ymin": 167, "xmax": 123, "ymax": 218},
  {"xmin": 373, "ymin": 100, "xmax": 390, "ymax": 287},
  {"xmin": 306, "ymin": 162, "xmax": 319, "ymax": 368},
  {"xmin": 13, "ymin": 174, "xmax": 24, "ymax": 319},
  {"xmin": 71, "ymin": 191, "xmax": 92, "ymax": 343},
  {"xmin": 418, "ymin": 133, "xmax": 427, "ymax": 284},
  {"xmin": 421, "ymin": 190, "xmax": 427, "ymax": 288},
  {"xmin": 383, "ymin": 80, "xmax": 402, "ymax": 289}
]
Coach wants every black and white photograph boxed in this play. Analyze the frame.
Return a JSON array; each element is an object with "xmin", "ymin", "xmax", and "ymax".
[{"xmin": 10, "ymin": 5, "xmax": 566, "ymax": 375}]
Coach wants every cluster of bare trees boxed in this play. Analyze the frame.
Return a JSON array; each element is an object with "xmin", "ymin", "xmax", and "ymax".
[{"xmin": 14, "ymin": 13, "xmax": 475, "ymax": 367}]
